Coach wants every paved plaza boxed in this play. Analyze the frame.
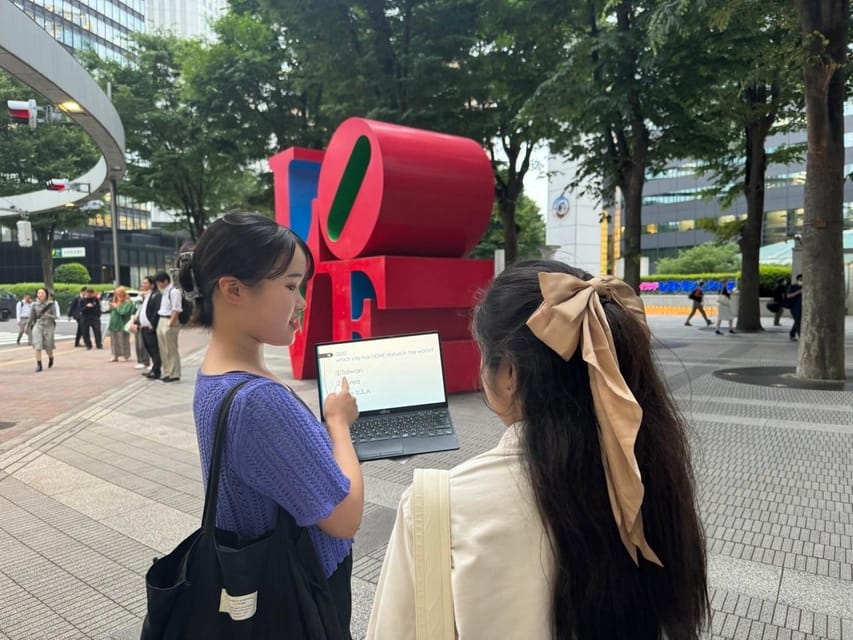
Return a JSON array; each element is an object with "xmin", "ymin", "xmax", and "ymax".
[{"xmin": 0, "ymin": 315, "xmax": 851, "ymax": 639}]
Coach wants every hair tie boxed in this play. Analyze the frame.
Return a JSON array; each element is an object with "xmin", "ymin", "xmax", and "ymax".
[
  {"xmin": 526, "ymin": 272, "xmax": 662, "ymax": 567},
  {"xmin": 179, "ymin": 251, "xmax": 203, "ymax": 300}
]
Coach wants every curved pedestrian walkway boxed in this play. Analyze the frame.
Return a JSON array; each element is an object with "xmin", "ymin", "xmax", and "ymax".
[
  {"xmin": 0, "ymin": 317, "xmax": 851, "ymax": 639},
  {"xmin": 0, "ymin": 0, "xmax": 125, "ymax": 216}
]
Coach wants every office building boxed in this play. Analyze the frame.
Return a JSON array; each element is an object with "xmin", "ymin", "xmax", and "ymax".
[
  {"xmin": 546, "ymin": 105, "xmax": 853, "ymax": 274},
  {"xmin": 10, "ymin": 0, "xmax": 144, "ymax": 61},
  {"xmin": 146, "ymin": 0, "xmax": 226, "ymax": 40}
]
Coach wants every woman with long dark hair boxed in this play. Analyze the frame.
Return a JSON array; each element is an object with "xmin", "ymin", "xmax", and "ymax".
[{"xmin": 368, "ymin": 260, "xmax": 708, "ymax": 639}]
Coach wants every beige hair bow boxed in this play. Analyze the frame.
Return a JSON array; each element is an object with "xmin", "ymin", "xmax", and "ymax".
[{"xmin": 526, "ymin": 272, "xmax": 662, "ymax": 567}]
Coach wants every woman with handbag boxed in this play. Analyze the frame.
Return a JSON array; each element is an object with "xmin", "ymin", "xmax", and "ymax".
[
  {"xmin": 715, "ymin": 284, "xmax": 736, "ymax": 335},
  {"xmin": 368, "ymin": 260, "xmax": 709, "ymax": 640},
  {"xmin": 168, "ymin": 212, "xmax": 362, "ymax": 638},
  {"xmin": 107, "ymin": 286, "xmax": 135, "ymax": 362},
  {"xmin": 29, "ymin": 287, "xmax": 56, "ymax": 372}
]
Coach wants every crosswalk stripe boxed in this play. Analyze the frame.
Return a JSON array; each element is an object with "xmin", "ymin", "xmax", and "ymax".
[{"xmin": 0, "ymin": 332, "xmax": 75, "ymax": 347}]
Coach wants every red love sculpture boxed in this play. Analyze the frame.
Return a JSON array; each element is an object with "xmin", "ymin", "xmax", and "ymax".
[{"xmin": 270, "ymin": 118, "xmax": 495, "ymax": 392}]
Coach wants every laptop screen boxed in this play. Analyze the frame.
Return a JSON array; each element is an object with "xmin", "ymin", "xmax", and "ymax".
[{"xmin": 316, "ymin": 332, "xmax": 447, "ymax": 419}]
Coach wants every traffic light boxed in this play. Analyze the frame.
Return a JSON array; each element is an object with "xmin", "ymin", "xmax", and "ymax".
[
  {"xmin": 7, "ymin": 99, "xmax": 37, "ymax": 129},
  {"xmin": 45, "ymin": 178, "xmax": 70, "ymax": 191}
]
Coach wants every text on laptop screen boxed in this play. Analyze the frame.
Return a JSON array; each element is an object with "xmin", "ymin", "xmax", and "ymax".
[{"xmin": 316, "ymin": 333, "xmax": 446, "ymax": 415}]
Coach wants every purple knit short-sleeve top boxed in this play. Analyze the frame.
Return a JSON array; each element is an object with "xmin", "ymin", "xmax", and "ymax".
[{"xmin": 194, "ymin": 371, "xmax": 352, "ymax": 577}]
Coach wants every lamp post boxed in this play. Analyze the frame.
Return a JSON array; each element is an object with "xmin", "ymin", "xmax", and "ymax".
[{"xmin": 110, "ymin": 179, "xmax": 119, "ymax": 286}]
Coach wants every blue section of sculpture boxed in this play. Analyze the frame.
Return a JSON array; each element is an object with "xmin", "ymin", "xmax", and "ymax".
[{"xmin": 287, "ymin": 159, "xmax": 322, "ymax": 242}]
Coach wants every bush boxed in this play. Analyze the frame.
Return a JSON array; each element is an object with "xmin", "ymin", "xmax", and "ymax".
[
  {"xmin": 656, "ymin": 242, "xmax": 741, "ymax": 274},
  {"xmin": 641, "ymin": 265, "xmax": 792, "ymax": 297},
  {"xmin": 54, "ymin": 262, "xmax": 91, "ymax": 284},
  {"xmin": 0, "ymin": 282, "xmax": 114, "ymax": 315}
]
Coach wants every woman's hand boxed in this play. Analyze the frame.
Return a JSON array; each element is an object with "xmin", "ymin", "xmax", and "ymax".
[{"xmin": 323, "ymin": 377, "xmax": 359, "ymax": 431}]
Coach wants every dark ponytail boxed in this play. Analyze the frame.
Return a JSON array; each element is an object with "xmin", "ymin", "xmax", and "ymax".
[{"xmin": 473, "ymin": 260, "xmax": 708, "ymax": 640}]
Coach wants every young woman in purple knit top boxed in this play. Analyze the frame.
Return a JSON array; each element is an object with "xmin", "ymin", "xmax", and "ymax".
[{"xmin": 177, "ymin": 212, "xmax": 362, "ymax": 636}]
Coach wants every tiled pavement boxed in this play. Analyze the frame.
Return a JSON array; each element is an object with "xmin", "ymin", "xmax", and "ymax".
[{"xmin": 0, "ymin": 316, "xmax": 851, "ymax": 639}]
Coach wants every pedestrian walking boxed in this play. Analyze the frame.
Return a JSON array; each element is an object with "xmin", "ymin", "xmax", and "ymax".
[
  {"xmin": 367, "ymin": 260, "xmax": 709, "ymax": 640},
  {"xmin": 787, "ymin": 274, "xmax": 803, "ymax": 341},
  {"xmin": 685, "ymin": 280, "xmax": 712, "ymax": 326},
  {"xmin": 107, "ymin": 286, "xmax": 134, "ymax": 362},
  {"xmin": 715, "ymin": 284, "xmax": 736, "ymax": 335},
  {"xmin": 181, "ymin": 212, "xmax": 362, "ymax": 634},
  {"xmin": 15, "ymin": 293, "xmax": 33, "ymax": 346},
  {"xmin": 769, "ymin": 278, "xmax": 788, "ymax": 326},
  {"xmin": 29, "ymin": 288, "xmax": 56, "ymax": 372}
]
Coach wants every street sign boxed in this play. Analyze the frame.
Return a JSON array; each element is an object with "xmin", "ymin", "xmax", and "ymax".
[{"xmin": 52, "ymin": 247, "xmax": 86, "ymax": 258}]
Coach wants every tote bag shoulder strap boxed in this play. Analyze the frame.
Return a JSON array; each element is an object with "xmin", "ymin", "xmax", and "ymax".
[
  {"xmin": 201, "ymin": 379, "xmax": 252, "ymax": 533},
  {"xmin": 413, "ymin": 468, "xmax": 454, "ymax": 640}
]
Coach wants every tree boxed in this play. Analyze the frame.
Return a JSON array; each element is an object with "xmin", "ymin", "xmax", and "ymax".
[
  {"xmin": 793, "ymin": 0, "xmax": 848, "ymax": 380},
  {"xmin": 0, "ymin": 72, "xmax": 100, "ymax": 289},
  {"xmin": 651, "ymin": 0, "xmax": 804, "ymax": 331},
  {"xmin": 470, "ymin": 193, "xmax": 546, "ymax": 259},
  {"xmin": 240, "ymin": 0, "xmax": 566, "ymax": 264},
  {"xmin": 30, "ymin": 208, "xmax": 92, "ymax": 291},
  {"xmin": 84, "ymin": 34, "xmax": 255, "ymax": 240},
  {"xmin": 188, "ymin": 7, "xmax": 334, "ymax": 164},
  {"xmin": 528, "ymin": 0, "xmax": 720, "ymax": 291},
  {"xmin": 656, "ymin": 242, "xmax": 741, "ymax": 274}
]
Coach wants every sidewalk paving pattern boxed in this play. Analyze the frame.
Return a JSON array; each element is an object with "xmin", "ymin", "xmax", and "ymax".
[{"xmin": 1, "ymin": 317, "xmax": 851, "ymax": 639}]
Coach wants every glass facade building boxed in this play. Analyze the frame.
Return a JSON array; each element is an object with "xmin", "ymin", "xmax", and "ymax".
[
  {"xmin": 9, "ymin": 0, "xmax": 150, "ymax": 233},
  {"xmin": 11, "ymin": 0, "xmax": 144, "ymax": 61},
  {"xmin": 546, "ymin": 105, "xmax": 853, "ymax": 271},
  {"xmin": 146, "ymin": 0, "xmax": 226, "ymax": 40}
]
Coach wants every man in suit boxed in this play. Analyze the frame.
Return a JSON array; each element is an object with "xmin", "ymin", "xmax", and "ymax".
[
  {"xmin": 138, "ymin": 275, "xmax": 163, "ymax": 379},
  {"xmin": 79, "ymin": 288, "xmax": 103, "ymax": 349},
  {"xmin": 67, "ymin": 287, "xmax": 87, "ymax": 346}
]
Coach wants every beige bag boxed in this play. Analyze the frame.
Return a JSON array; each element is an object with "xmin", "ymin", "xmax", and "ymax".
[{"xmin": 413, "ymin": 468, "xmax": 455, "ymax": 640}]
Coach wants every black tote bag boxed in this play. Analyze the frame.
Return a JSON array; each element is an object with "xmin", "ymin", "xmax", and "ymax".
[{"xmin": 140, "ymin": 381, "xmax": 349, "ymax": 640}]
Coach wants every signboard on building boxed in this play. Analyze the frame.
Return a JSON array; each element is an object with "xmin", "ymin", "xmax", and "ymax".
[{"xmin": 52, "ymin": 247, "xmax": 86, "ymax": 259}]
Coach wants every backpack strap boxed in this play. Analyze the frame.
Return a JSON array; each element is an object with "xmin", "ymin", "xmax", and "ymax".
[{"xmin": 413, "ymin": 468, "xmax": 454, "ymax": 640}]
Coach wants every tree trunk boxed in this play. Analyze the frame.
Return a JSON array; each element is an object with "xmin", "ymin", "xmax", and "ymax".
[
  {"xmin": 35, "ymin": 226, "xmax": 56, "ymax": 292},
  {"xmin": 620, "ymin": 148, "xmax": 647, "ymax": 292},
  {"xmin": 794, "ymin": 0, "xmax": 847, "ymax": 380},
  {"xmin": 737, "ymin": 114, "xmax": 769, "ymax": 331},
  {"xmin": 499, "ymin": 180, "xmax": 520, "ymax": 265}
]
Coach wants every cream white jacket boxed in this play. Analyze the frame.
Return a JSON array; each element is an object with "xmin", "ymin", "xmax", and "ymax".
[{"xmin": 366, "ymin": 423, "xmax": 554, "ymax": 639}]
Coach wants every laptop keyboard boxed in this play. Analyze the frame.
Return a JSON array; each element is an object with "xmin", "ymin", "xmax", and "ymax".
[{"xmin": 351, "ymin": 410, "xmax": 453, "ymax": 444}]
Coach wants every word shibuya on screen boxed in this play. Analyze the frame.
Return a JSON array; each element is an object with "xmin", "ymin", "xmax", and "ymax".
[{"xmin": 315, "ymin": 332, "xmax": 446, "ymax": 415}]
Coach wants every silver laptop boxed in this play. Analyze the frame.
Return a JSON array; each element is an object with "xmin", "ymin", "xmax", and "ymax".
[{"xmin": 315, "ymin": 332, "xmax": 459, "ymax": 461}]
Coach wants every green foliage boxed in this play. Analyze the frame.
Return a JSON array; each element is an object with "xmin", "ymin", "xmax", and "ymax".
[
  {"xmin": 0, "ymin": 282, "xmax": 114, "ymax": 313},
  {"xmin": 656, "ymin": 242, "xmax": 742, "ymax": 274},
  {"xmin": 696, "ymin": 217, "xmax": 747, "ymax": 243},
  {"xmin": 228, "ymin": 0, "xmax": 567, "ymax": 263},
  {"xmin": 642, "ymin": 265, "xmax": 791, "ymax": 296},
  {"xmin": 653, "ymin": 1, "xmax": 805, "ymax": 206},
  {"xmin": 470, "ymin": 194, "xmax": 545, "ymax": 260},
  {"xmin": 54, "ymin": 262, "xmax": 91, "ymax": 284},
  {"xmin": 83, "ymin": 34, "xmax": 258, "ymax": 239}
]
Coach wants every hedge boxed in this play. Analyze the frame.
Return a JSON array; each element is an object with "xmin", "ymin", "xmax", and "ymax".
[
  {"xmin": 0, "ymin": 283, "xmax": 117, "ymax": 315},
  {"xmin": 641, "ymin": 265, "xmax": 792, "ymax": 297},
  {"xmin": 53, "ymin": 262, "xmax": 91, "ymax": 284}
]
